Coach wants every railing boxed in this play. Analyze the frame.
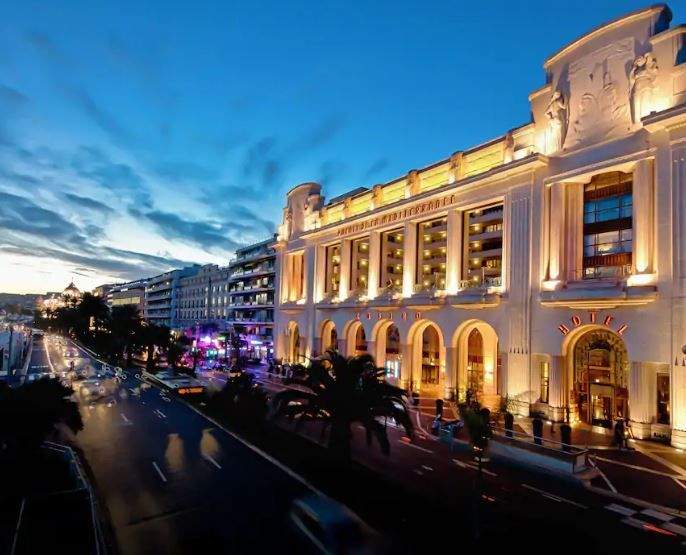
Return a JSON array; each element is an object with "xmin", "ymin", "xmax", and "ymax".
[
  {"xmin": 569, "ymin": 264, "xmax": 632, "ymax": 282},
  {"xmin": 459, "ymin": 276, "xmax": 502, "ymax": 290}
]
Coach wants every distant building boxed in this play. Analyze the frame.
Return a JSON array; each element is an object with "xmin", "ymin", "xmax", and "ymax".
[
  {"xmin": 174, "ymin": 237, "xmax": 277, "ymax": 361},
  {"xmin": 92, "ymin": 283, "xmax": 116, "ymax": 298},
  {"xmin": 145, "ymin": 266, "xmax": 200, "ymax": 328},
  {"xmin": 226, "ymin": 237, "xmax": 277, "ymax": 360},
  {"xmin": 41, "ymin": 281, "xmax": 83, "ymax": 313},
  {"xmin": 107, "ymin": 278, "xmax": 148, "ymax": 315}
]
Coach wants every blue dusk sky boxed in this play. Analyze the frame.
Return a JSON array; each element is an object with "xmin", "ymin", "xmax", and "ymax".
[{"xmin": 0, "ymin": 0, "xmax": 661, "ymax": 293}]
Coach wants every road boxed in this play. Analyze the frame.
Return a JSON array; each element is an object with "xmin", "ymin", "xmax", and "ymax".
[{"xmin": 39, "ymin": 337, "xmax": 317, "ymax": 555}]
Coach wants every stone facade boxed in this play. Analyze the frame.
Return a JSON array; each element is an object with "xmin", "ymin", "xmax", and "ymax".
[{"xmin": 274, "ymin": 5, "xmax": 686, "ymax": 447}]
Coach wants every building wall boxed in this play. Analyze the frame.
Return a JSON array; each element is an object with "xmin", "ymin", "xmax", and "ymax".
[{"xmin": 274, "ymin": 5, "xmax": 686, "ymax": 447}]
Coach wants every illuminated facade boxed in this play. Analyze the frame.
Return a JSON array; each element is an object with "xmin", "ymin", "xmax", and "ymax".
[{"xmin": 275, "ymin": 5, "xmax": 686, "ymax": 447}]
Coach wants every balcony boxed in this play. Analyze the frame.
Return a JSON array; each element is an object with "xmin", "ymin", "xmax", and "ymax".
[
  {"xmin": 540, "ymin": 266, "xmax": 657, "ymax": 308},
  {"xmin": 469, "ymin": 208, "xmax": 503, "ymax": 225},
  {"xmin": 447, "ymin": 276, "xmax": 502, "ymax": 308}
]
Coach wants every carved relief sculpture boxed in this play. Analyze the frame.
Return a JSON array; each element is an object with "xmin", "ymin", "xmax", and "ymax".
[
  {"xmin": 629, "ymin": 52, "xmax": 659, "ymax": 123},
  {"xmin": 545, "ymin": 90, "xmax": 567, "ymax": 153},
  {"xmin": 448, "ymin": 152, "xmax": 462, "ymax": 183},
  {"xmin": 504, "ymin": 131, "xmax": 515, "ymax": 163},
  {"xmin": 405, "ymin": 170, "xmax": 421, "ymax": 197},
  {"xmin": 371, "ymin": 184, "xmax": 383, "ymax": 210}
]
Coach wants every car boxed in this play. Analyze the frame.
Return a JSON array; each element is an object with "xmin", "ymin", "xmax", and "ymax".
[{"xmin": 289, "ymin": 495, "xmax": 382, "ymax": 555}]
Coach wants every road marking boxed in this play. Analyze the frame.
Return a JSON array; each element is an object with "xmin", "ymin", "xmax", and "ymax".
[
  {"xmin": 120, "ymin": 413, "xmax": 131, "ymax": 425},
  {"xmin": 605, "ymin": 503, "xmax": 636, "ymax": 516},
  {"xmin": 592, "ymin": 455, "xmax": 685, "ymax": 479},
  {"xmin": 154, "ymin": 409, "xmax": 166, "ymax": 419},
  {"xmin": 398, "ymin": 441, "xmax": 433, "ymax": 454},
  {"xmin": 641, "ymin": 508, "xmax": 674, "ymax": 522},
  {"xmin": 421, "ymin": 465, "xmax": 434, "ymax": 471},
  {"xmin": 664, "ymin": 521, "xmax": 686, "ymax": 537},
  {"xmin": 674, "ymin": 478, "xmax": 686, "ymax": 491},
  {"xmin": 202, "ymin": 453, "xmax": 222, "ymax": 470},
  {"xmin": 452, "ymin": 459, "xmax": 498, "ymax": 477},
  {"xmin": 589, "ymin": 457, "xmax": 617, "ymax": 493},
  {"xmin": 10, "ymin": 498, "xmax": 25, "ymax": 555},
  {"xmin": 621, "ymin": 517, "xmax": 677, "ymax": 536},
  {"xmin": 521, "ymin": 484, "xmax": 587, "ymax": 509},
  {"xmin": 152, "ymin": 461, "xmax": 167, "ymax": 483},
  {"xmin": 414, "ymin": 469, "xmax": 424, "ymax": 476}
]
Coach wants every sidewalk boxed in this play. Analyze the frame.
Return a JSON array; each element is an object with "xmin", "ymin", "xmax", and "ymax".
[{"xmin": 200, "ymin": 363, "xmax": 686, "ymax": 515}]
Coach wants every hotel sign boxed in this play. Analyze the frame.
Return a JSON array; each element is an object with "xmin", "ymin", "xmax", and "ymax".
[
  {"xmin": 557, "ymin": 311, "xmax": 628, "ymax": 336},
  {"xmin": 337, "ymin": 193, "xmax": 457, "ymax": 237}
]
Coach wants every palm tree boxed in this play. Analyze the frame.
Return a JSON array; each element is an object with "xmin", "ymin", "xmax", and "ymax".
[
  {"xmin": 77, "ymin": 293, "xmax": 109, "ymax": 336},
  {"xmin": 136, "ymin": 323, "xmax": 171, "ymax": 371},
  {"xmin": 108, "ymin": 305, "xmax": 143, "ymax": 366},
  {"xmin": 270, "ymin": 351, "xmax": 414, "ymax": 464}
]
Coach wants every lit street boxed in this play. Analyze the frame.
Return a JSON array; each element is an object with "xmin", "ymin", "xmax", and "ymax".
[{"xmin": 39, "ymin": 336, "xmax": 313, "ymax": 554}]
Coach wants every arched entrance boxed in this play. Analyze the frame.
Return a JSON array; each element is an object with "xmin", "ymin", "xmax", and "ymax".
[
  {"xmin": 287, "ymin": 322, "xmax": 301, "ymax": 364},
  {"xmin": 344, "ymin": 320, "xmax": 368, "ymax": 357},
  {"xmin": 409, "ymin": 321, "xmax": 445, "ymax": 394},
  {"xmin": 320, "ymin": 320, "xmax": 338, "ymax": 353},
  {"xmin": 453, "ymin": 320, "xmax": 499, "ymax": 404},
  {"xmin": 374, "ymin": 321, "xmax": 401, "ymax": 380},
  {"xmin": 467, "ymin": 328, "xmax": 484, "ymax": 398},
  {"xmin": 570, "ymin": 328, "xmax": 629, "ymax": 428}
]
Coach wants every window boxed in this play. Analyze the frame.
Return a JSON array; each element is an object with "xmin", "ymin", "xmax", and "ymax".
[
  {"xmin": 324, "ymin": 244, "xmax": 341, "ymax": 294},
  {"xmin": 350, "ymin": 237, "xmax": 369, "ymax": 292},
  {"xmin": 540, "ymin": 362, "xmax": 549, "ymax": 404},
  {"xmin": 657, "ymin": 374, "xmax": 670, "ymax": 425},
  {"xmin": 380, "ymin": 228, "xmax": 404, "ymax": 291},
  {"xmin": 582, "ymin": 172, "xmax": 633, "ymax": 279},
  {"xmin": 463, "ymin": 204, "xmax": 503, "ymax": 288},
  {"xmin": 416, "ymin": 216, "xmax": 447, "ymax": 291}
]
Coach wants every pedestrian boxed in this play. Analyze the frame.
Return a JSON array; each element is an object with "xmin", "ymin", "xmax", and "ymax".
[
  {"xmin": 614, "ymin": 418, "xmax": 625, "ymax": 450},
  {"xmin": 623, "ymin": 418, "xmax": 632, "ymax": 450}
]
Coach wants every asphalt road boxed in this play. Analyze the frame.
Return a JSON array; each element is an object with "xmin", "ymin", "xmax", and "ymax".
[{"xmin": 40, "ymin": 338, "xmax": 316, "ymax": 555}]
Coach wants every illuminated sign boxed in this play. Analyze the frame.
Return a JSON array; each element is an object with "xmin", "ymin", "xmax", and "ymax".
[
  {"xmin": 557, "ymin": 311, "xmax": 628, "ymax": 336},
  {"xmin": 336, "ymin": 194, "xmax": 457, "ymax": 237},
  {"xmin": 177, "ymin": 387, "xmax": 204, "ymax": 395}
]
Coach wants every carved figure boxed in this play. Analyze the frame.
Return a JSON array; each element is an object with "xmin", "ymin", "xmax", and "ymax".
[
  {"xmin": 629, "ymin": 53, "xmax": 658, "ymax": 123},
  {"xmin": 545, "ymin": 90, "xmax": 567, "ymax": 153}
]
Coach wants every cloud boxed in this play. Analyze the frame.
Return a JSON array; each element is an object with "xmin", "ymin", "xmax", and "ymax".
[
  {"xmin": 0, "ymin": 191, "xmax": 80, "ymax": 241},
  {"xmin": 64, "ymin": 193, "xmax": 114, "ymax": 214},
  {"xmin": 0, "ymin": 84, "xmax": 28, "ymax": 107},
  {"xmin": 298, "ymin": 114, "xmax": 346, "ymax": 150},
  {"xmin": 70, "ymin": 146, "xmax": 151, "ymax": 207},
  {"xmin": 241, "ymin": 136, "xmax": 281, "ymax": 188},
  {"xmin": 129, "ymin": 207, "xmax": 246, "ymax": 251},
  {"xmin": 363, "ymin": 157, "xmax": 389, "ymax": 180},
  {"xmin": 71, "ymin": 89, "xmax": 133, "ymax": 146},
  {"xmin": 24, "ymin": 32, "xmax": 65, "ymax": 64}
]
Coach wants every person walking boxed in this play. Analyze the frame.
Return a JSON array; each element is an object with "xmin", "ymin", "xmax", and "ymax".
[{"xmin": 614, "ymin": 418, "xmax": 625, "ymax": 450}]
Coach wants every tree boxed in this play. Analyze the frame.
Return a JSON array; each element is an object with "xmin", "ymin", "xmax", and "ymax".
[
  {"xmin": 77, "ymin": 293, "xmax": 109, "ymax": 336},
  {"xmin": 0, "ymin": 378, "xmax": 83, "ymax": 458},
  {"xmin": 168, "ymin": 335, "xmax": 192, "ymax": 373},
  {"xmin": 109, "ymin": 305, "xmax": 143, "ymax": 366},
  {"xmin": 208, "ymin": 372, "xmax": 268, "ymax": 426},
  {"xmin": 270, "ymin": 351, "xmax": 414, "ymax": 464},
  {"xmin": 136, "ymin": 323, "xmax": 171, "ymax": 371}
]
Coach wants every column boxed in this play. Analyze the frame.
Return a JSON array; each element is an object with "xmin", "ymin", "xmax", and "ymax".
[
  {"xmin": 548, "ymin": 182, "xmax": 565, "ymax": 281},
  {"xmin": 444, "ymin": 346, "xmax": 457, "ymax": 400},
  {"xmin": 402, "ymin": 221, "xmax": 417, "ymax": 298},
  {"xmin": 629, "ymin": 361, "xmax": 654, "ymax": 439},
  {"xmin": 313, "ymin": 245, "xmax": 326, "ymax": 303},
  {"xmin": 367, "ymin": 231, "xmax": 381, "ymax": 299},
  {"xmin": 632, "ymin": 159, "xmax": 655, "ymax": 274},
  {"xmin": 338, "ymin": 239, "xmax": 351, "ymax": 300},
  {"xmin": 446, "ymin": 209, "xmax": 462, "ymax": 294},
  {"xmin": 400, "ymin": 342, "xmax": 412, "ymax": 391},
  {"xmin": 304, "ymin": 245, "xmax": 316, "ymax": 304},
  {"xmin": 548, "ymin": 355, "xmax": 566, "ymax": 422},
  {"xmin": 282, "ymin": 254, "xmax": 292, "ymax": 302},
  {"xmin": 565, "ymin": 182, "xmax": 584, "ymax": 282}
]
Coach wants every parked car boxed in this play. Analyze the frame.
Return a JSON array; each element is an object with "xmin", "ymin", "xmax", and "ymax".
[{"xmin": 290, "ymin": 495, "xmax": 382, "ymax": 555}]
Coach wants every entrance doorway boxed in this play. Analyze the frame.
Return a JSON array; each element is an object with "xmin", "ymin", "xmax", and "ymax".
[
  {"xmin": 466, "ymin": 328, "xmax": 484, "ymax": 400},
  {"xmin": 572, "ymin": 329, "xmax": 629, "ymax": 428}
]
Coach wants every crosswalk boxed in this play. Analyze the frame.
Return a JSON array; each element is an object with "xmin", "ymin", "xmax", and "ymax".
[{"xmin": 606, "ymin": 502, "xmax": 686, "ymax": 541}]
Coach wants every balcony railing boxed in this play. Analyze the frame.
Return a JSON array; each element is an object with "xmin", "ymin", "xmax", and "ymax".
[
  {"xmin": 570, "ymin": 264, "xmax": 633, "ymax": 282},
  {"xmin": 459, "ymin": 276, "xmax": 502, "ymax": 290}
]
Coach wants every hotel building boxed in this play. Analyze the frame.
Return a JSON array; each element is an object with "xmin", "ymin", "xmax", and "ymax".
[{"xmin": 274, "ymin": 4, "xmax": 686, "ymax": 447}]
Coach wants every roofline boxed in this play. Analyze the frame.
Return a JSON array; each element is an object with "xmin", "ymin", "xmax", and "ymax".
[{"xmin": 543, "ymin": 4, "xmax": 671, "ymax": 69}]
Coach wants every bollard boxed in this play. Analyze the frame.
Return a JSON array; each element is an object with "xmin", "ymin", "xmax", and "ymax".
[{"xmin": 532, "ymin": 416, "xmax": 543, "ymax": 445}]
